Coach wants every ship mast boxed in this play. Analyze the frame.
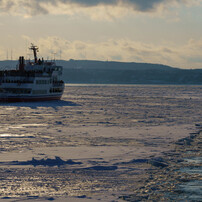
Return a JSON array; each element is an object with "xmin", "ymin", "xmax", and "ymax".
[{"xmin": 29, "ymin": 44, "xmax": 39, "ymax": 63}]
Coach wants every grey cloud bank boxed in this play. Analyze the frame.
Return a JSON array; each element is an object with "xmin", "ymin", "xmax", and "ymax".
[{"xmin": 0, "ymin": 0, "xmax": 195, "ymax": 16}]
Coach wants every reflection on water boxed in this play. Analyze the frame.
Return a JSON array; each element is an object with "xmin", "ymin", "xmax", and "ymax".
[{"xmin": 0, "ymin": 133, "xmax": 35, "ymax": 138}]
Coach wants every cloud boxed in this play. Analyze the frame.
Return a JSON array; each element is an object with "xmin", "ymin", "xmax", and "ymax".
[
  {"xmin": 0, "ymin": 0, "xmax": 200, "ymax": 19},
  {"xmin": 1, "ymin": 35, "xmax": 201, "ymax": 69},
  {"xmin": 18, "ymin": 35, "xmax": 202, "ymax": 69}
]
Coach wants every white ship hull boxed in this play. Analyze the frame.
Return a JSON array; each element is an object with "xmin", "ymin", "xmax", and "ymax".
[{"xmin": 0, "ymin": 82, "xmax": 64, "ymax": 102}]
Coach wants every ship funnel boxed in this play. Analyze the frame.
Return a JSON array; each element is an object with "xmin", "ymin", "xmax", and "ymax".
[{"xmin": 19, "ymin": 56, "xmax": 25, "ymax": 71}]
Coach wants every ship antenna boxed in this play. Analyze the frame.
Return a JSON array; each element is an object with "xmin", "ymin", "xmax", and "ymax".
[
  {"xmin": 53, "ymin": 52, "xmax": 56, "ymax": 61},
  {"xmin": 29, "ymin": 43, "xmax": 39, "ymax": 63},
  {"xmin": 11, "ymin": 49, "xmax": 13, "ymax": 60}
]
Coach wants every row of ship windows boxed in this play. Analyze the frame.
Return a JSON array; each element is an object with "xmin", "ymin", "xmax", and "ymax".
[
  {"xmin": 1, "ymin": 80, "xmax": 52, "ymax": 84},
  {"xmin": 0, "ymin": 88, "xmax": 63, "ymax": 94},
  {"xmin": 0, "ymin": 88, "xmax": 31, "ymax": 94},
  {"xmin": 0, "ymin": 80, "xmax": 33, "ymax": 84}
]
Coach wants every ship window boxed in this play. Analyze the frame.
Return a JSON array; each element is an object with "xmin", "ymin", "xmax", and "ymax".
[
  {"xmin": 50, "ymin": 88, "xmax": 63, "ymax": 93},
  {"xmin": 36, "ymin": 80, "xmax": 49, "ymax": 84},
  {"xmin": 32, "ymin": 90, "xmax": 47, "ymax": 94}
]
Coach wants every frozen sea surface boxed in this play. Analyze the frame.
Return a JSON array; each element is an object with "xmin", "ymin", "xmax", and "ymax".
[{"xmin": 0, "ymin": 84, "xmax": 201, "ymax": 201}]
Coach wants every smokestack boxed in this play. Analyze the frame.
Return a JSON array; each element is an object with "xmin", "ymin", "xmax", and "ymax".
[{"xmin": 19, "ymin": 56, "xmax": 25, "ymax": 71}]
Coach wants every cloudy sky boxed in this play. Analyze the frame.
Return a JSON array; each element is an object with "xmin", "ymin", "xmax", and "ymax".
[{"xmin": 0, "ymin": 0, "xmax": 202, "ymax": 69}]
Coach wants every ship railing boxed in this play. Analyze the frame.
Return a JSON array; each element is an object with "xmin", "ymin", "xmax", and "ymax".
[
  {"xmin": 0, "ymin": 79, "xmax": 34, "ymax": 84},
  {"xmin": 0, "ymin": 70, "xmax": 51, "ymax": 77}
]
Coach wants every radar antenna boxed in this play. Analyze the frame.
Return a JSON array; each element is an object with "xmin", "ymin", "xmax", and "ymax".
[{"xmin": 29, "ymin": 43, "xmax": 39, "ymax": 63}]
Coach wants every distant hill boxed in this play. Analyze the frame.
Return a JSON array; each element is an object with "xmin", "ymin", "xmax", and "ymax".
[
  {"xmin": 57, "ymin": 60, "xmax": 202, "ymax": 84},
  {"xmin": 1, "ymin": 59, "xmax": 201, "ymax": 84},
  {"xmin": 0, "ymin": 60, "xmax": 17, "ymax": 70}
]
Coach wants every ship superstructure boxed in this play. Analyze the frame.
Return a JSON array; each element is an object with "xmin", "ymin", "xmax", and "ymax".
[{"xmin": 0, "ymin": 44, "xmax": 64, "ymax": 102}]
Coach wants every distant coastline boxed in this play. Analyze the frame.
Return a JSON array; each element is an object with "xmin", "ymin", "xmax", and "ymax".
[{"xmin": 1, "ymin": 59, "xmax": 202, "ymax": 84}]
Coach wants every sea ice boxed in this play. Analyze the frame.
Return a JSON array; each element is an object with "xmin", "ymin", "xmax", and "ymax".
[{"xmin": 0, "ymin": 84, "xmax": 201, "ymax": 201}]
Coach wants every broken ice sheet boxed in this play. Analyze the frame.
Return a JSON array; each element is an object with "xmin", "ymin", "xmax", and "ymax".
[{"xmin": 0, "ymin": 85, "xmax": 201, "ymax": 201}]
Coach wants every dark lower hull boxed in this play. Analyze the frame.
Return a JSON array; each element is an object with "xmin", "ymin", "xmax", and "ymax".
[{"xmin": 0, "ymin": 95, "xmax": 62, "ymax": 102}]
